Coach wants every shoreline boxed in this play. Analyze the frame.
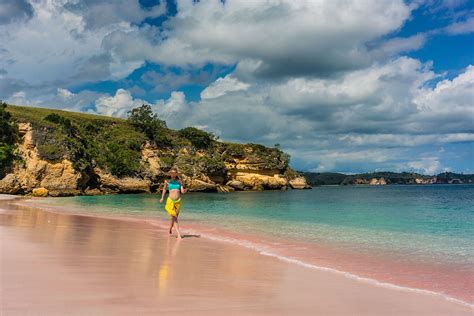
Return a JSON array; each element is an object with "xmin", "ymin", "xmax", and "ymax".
[
  {"xmin": 1, "ymin": 195, "xmax": 473, "ymax": 315},
  {"xmin": 19, "ymin": 194, "xmax": 474, "ymax": 306},
  {"xmin": 12, "ymin": 195, "xmax": 474, "ymax": 308},
  {"xmin": 3, "ymin": 182, "xmax": 474, "ymax": 199}
]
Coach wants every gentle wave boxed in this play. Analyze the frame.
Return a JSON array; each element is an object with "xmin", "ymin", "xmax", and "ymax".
[{"xmin": 191, "ymin": 228, "xmax": 474, "ymax": 309}]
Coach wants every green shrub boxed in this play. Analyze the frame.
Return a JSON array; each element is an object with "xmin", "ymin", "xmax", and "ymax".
[
  {"xmin": 82, "ymin": 123, "xmax": 144, "ymax": 177},
  {"xmin": 45, "ymin": 113, "xmax": 66, "ymax": 124},
  {"xmin": 100, "ymin": 142, "xmax": 141, "ymax": 177},
  {"xmin": 178, "ymin": 127, "xmax": 213, "ymax": 149},
  {"xmin": 198, "ymin": 156, "xmax": 226, "ymax": 174},
  {"xmin": 36, "ymin": 111, "xmax": 145, "ymax": 177},
  {"xmin": 34, "ymin": 123, "xmax": 74, "ymax": 162},
  {"xmin": 0, "ymin": 102, "xmax": 17, "ymax": 176},
  {"xmin": 44, "ymin": 113, "xmax": 76, "ymax": 136},
  {"xmin": 1, "ymin": 103, "xmax": 16, "ymax": 144},
  {"xmin": 127, "ymin": 104, "xmax": 171, "ymax": 147},
  {"xmin": 0, "ymin": 144, "xmax": 15, "ymax": 175},
  {"xmin": 153, "ymin": 131, "xmax": 173, "ymax": 148},
  {"xmin": 247, "ymin": 143, "xmax": 267, "ymax": 154},
  {"xmin": 245, "ymin": 143, "xmax": 290, "ymax": 169},
  {"xmin": 37, "ymin": 144, "xmax": 65, "ymax": 161},
  {"xmin": 173, "ymin": 155, "xmax": 197, "ymax": 176},
  {"xmin": 223, "ymin": 143, "xmax": 245, "ymax": 157},
  {"xmin": 160, "ymin": 156, "xmax": 176, "ymax": 169}
]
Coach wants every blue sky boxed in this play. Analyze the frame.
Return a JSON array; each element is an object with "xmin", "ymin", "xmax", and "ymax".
[{"xmin": 0, "ymin": 0, "xmax": 473, "ymax": 174}]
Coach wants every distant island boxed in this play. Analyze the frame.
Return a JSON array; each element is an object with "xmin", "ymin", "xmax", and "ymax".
[
  {"xmin": 302, "ymin": 171, "xmax": 474, "ymax": 186},
  {"xmin": 0, "ymin": 103, "xmax": 309, "ymax": 197}
]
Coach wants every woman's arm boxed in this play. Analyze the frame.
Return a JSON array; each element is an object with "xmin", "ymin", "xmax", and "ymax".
[
  {"xmin": 180, "ymin": 180, "xmax": 186, "ymax": 194},
  {"xmin": 160, "ymin": 180, "xmax": 168, "ymax": 202}
]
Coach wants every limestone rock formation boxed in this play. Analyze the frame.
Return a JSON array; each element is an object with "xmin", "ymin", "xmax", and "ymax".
[
  {"xmin": 0, "ymin": 174, "xmax": 21, "ymax": 194},
  {"xmin": 184, "ymin": 178, "xmax": 217, "ymax": 192},
  {"xmin": 369, "ymin": 177, "xmax": 386, "ymax": 185},
  {"xmin": 226, "ymin": 180, "xmax": 245, "ymax": 190},
  {"xmin": 0, "ymin": 123, "xmax": 83, "ymax": 196},
  {"xmin": 93, "ymin": 168, "xmax": 151, "ymax": 194},
  {"xmin": 289, "ymin": 176, "xmax": 311, "ymax": 189},
  {"xmin": 31, "ymin": 187, "xmax": 49, "ymax": 197},
  {"xmin": 228, "ymin": 171, "xmax": 289, "ymax": 190},
  {"xmin": 1, "ymin": 121, "xmax": 310, "ymax": 196}
]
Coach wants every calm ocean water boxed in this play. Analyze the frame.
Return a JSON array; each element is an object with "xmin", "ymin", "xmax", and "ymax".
[{"xmin": 40, "ymin": 184, "xmax": 474, "ymax": 267}]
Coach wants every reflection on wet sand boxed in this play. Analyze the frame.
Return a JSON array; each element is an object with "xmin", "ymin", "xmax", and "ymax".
[
  {"xmin": 156, "ymin": 237, "xmax": 181, "ymax": 296},
  {"xmin": 1, "ymin": 200, "xmax": 286, "ymax": 314},
  {"xmin": 1, "ymin": 199, "xmax": 472, "ymax": 315}
]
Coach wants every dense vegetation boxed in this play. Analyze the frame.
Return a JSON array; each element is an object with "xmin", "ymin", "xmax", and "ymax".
[
  {"xmin": 303, "ymin": 171, "xmax": 474, "ymax": 185},
  {"xmin": 302, "ymin": 172, "xmax": 347, "ymax": 186},
  {"xmin": 127, "ymin": 104, "xmax": 171, "ymax": 147},
  {"xmin": 0, "ymin": 102, "xmax": 17, "ymax": 177},
  {"xmin": 178, "ymin": 127, "xmax": 214, "ymax": 149},
  {"xmin": 3, "ymin": 104, "xmax": 290, "ymax": 179},
  {"xmin": 435, "ymin": 172, "xmax": 474, "ymax": 184},
  {"xmin": 6, "ymin": 104, "xmax": 146, "ymax": 177}
]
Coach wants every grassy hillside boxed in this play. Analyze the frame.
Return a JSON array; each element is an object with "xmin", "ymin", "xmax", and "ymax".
[
  {"xmin": 2, "ymin": 103, "xmax": 290, "ymax": 179},
  {"xmin": 6, "ymin": 104, "xmax": 146, "ymax": 177}
]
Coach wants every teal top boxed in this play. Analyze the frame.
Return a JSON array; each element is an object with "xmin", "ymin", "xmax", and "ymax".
[{"xmin": 167, "ymin": 180, "xmax": 181, "ymax": 191}]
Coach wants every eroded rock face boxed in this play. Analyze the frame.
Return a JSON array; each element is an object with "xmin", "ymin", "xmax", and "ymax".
[
  {"xmin": 217, "ymin": 185, "xmax": 234, "ymax": 193},
  {"xmin": 140, "ymin": 142, "xmax": 162, "ymax": 178},
  {"xmin": 31, "ymin": 187, "xmax": 49, "ymax": 197},
  {"xmin": 185, "ymin": 179, "xmax": 217, "ymax": 192},
  {"xmin": 0, "ymin": 123, "xmax": 83, "ymax": 196},
  {"xmin": 227, "ymin": 171, "xmax": 289, "ymax": 191},
  {"xmin": 415, "ymin": 177, "xmax": 437, "ymax": 184},
  {"xmin": 369, "ymin": 178, "xmax": 386, "ymax": 185},
  {"xmin": 0, "ymin": 123, "xmax": 310, "ymax": 196},
  {"xmin": 93, "ymin": 168, "xmax": 151, "ymax": 194},
  {"xmin": 0, "ymin": 174, "xmax": 21, "ymax": 194},
  {"xmin": 226, "ymin": 180, "xmax": 245, "ymax": 190},
  {"xmin": 289, "ymin": 176, "xmax": 311, "ymax": 189}
]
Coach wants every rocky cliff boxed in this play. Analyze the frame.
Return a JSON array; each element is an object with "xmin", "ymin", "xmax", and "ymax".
[{"xmin": 0, "ymin": 105, "xmax": 309, "ymax": 196}]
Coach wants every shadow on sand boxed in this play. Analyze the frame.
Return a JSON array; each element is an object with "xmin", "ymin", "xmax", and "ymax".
[{"xmin": 181, "ymin": 234, "xmax": 200, "ymax": 238}]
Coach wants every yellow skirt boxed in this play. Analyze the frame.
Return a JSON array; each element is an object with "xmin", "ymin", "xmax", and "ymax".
[{"xmin": 165, "ymin": 197, "xmax": 181, "ymax": 217}]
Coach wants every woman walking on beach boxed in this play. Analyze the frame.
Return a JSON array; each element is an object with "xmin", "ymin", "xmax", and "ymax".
[{"xmin": 160, "ymin": 169, "xmax": 186, "ymax": 239}]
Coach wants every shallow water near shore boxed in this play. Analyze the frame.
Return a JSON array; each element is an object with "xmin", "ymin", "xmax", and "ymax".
[
  {"xmin": 3, "ymin": 199, "xmax": 473, "ymax": 315},
  {"xmin": 33, "ymin": 184, "xmax": 474, "ymax": 304}
]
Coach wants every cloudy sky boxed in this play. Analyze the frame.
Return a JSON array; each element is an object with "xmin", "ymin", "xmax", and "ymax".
[{"xmin": 1, "ymin": 0, "xmax": 473, "ymax": 174}]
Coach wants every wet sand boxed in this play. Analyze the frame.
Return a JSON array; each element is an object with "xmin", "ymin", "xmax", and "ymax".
[{"xmin": 1, "ymin": 196, "xmax": 472, "ymax": 315}]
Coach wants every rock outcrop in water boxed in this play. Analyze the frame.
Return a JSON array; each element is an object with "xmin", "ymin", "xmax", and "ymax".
[{"xmin": 0, "ymin": 105, "xmax": 310, "ymax": 196}]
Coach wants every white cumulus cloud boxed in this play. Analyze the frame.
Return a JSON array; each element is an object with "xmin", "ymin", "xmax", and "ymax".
[
  {"xmin": 200, "ymin": 75, "xmax": 250, "ymax": 100},
  {"xmin": 95, "ymin": 88, "xmax": 144, "ymax": 117}
]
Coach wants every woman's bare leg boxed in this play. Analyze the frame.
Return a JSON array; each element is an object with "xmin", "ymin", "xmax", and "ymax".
[
  {"xmin": 169, "ymin": 217, "xmax": 174, "ymax": 234},
  {"xmin": 173, "ymin": 216, "xmax": 182, "ymax": 239}
]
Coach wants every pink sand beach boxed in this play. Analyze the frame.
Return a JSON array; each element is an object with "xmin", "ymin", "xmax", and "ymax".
[{"xmin": 1, "ymin": 195, "xmax": 473, "ymax": 315}]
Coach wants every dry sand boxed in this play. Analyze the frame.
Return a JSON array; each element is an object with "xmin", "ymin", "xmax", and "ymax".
[{"xmin": 0, "ymin": 196, "xmax": 472, "ymax": 315}]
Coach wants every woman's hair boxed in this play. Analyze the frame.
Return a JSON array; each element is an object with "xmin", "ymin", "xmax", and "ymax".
[{"xmin": 168, "ymin": 169, "xmax": 180, "ymax": 180}]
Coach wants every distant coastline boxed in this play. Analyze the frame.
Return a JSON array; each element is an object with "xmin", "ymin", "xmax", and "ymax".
[{"xmin": 302, "ymin": 171, "xmax": 474, "ymax": 186}]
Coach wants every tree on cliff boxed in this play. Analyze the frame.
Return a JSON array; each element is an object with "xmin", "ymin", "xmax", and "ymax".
[
  {"xmin": 0, "ymin": 102, "xmax": 17, "ymax": 177},
  {"xmin": 178, "ymin": 127, "xmax": 214, "ymax": 149},
  {"xmin": 127, "ymin": 104, "xmax": 171, "ymax": 147}
]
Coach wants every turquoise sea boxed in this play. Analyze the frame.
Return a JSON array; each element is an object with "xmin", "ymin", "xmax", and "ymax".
[
  {"xmin": 37, "ymin": 184, "xmax": 474, "ymax": 303},
  {"xmin": 41, "ymin": 185, "xmax": 474, "ymax": 265}
]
